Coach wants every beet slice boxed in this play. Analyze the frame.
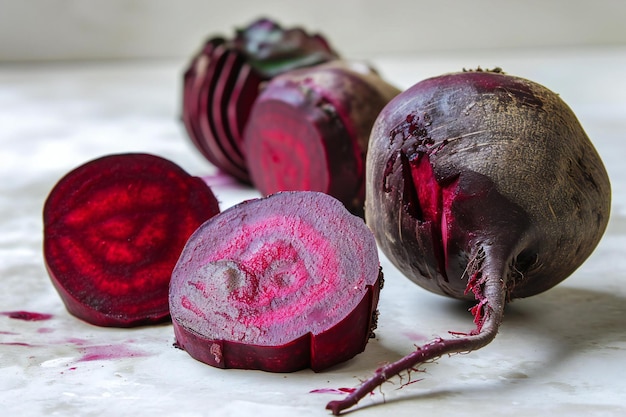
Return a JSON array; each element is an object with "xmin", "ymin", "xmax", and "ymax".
[
  {"xmin": 181, "ymin": 18, "xmax": 339, "ymax": 182},
  {"xmin": 196, "ymin": 43, "xmax": 249, "ymax": 181},
  {"xmin": 183, "ymin": 39, "xmax": 248, "ymax": 180},
  {"xmin": 169, "ymin": 191, "xmax": 382, "ymax": 372},
  {"xmin": 242, "ymin": 60, "xmax": 400, "ymax": 216},
  {"xmin": 43, "ymin": 153, "xmax": 221, "ymax": 327},
  {"xmin": 211, "ymin": 50, "xmax": 247, "ymax": 168},
  {"xmin": 182, "ymin": 38, "xmax": 225, "ymax": 166},
  {"xmin": 227, "ymin": 62, "xmax": 264, "ymax": 147}
]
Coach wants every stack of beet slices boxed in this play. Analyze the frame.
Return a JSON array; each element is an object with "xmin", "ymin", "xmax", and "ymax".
[{"xmin": 181, "ymin": 18, "xmax": 339, "ymax": 183}]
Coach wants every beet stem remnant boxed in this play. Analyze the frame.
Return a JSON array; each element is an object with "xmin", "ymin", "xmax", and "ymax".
[{"xmin": 326, "ymin": 265, "xmax": 505, "ymax": 415}]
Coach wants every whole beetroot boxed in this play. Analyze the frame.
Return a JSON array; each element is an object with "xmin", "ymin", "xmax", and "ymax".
[{"xmin": 327, "ymin": 68, "xmax": 611, "ymax": 414}]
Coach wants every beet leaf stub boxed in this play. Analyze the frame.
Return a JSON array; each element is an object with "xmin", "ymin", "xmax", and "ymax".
[
  {"xmin": 43, "ymin": 153, "xmax": 220, "ymax": 327},
  {"xmin": 169, "ymin": 191, "xmax": 382, "ymax": 372}
]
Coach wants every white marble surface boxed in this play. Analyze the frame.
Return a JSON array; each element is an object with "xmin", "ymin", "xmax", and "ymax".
[{"xmin": 1, "ymin": 47, "xmax": 625, "ymax": 416}]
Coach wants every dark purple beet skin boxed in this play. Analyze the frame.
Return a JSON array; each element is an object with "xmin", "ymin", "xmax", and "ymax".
[
  {"xmin": 43, "ymin": 153, "xmax": 221, "ymax": 327},
  {"xmin": 327, "ymin": 69, "xmax": 611, "ymax": 414},
  {"xmin": 181, "ymin": 18, "xmax": 339, "ymax": 183},
  {"xmin": 169, "ymin": 191, "xmax": 383, "ymax": 373},
  {"xmin": 243, "ymin": 60, "xmax": 400, "ymax": 217}
]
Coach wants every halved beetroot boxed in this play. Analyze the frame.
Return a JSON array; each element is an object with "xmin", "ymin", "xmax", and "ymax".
[
  {"xmin": 242, "ymin": 60, "xmax": 400, "ymax": 216},
  {"xmin": 181, "ymin": 18, "xmax": 339, "ymax": 183},
  {"xmin": 43, "ymin": 153, "xmax": 221, "ymax": 327},
  {"xmin": 169, "ymin": 191, "xmax": 382, "ymax": 372}
]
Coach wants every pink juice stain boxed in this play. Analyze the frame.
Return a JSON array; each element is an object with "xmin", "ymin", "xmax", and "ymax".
[
  {"xmin": 0, "ymin": 341, "xmax": 34, "ymax": 347},
  {"xmin": 310, "ymin": 387, "xmax": 357, "ymax": 395},
  {"xmin": 66, "ymin": 337, "xmax": 89, "ymax": 346},
  {"xmin": 0, "ymin": 320, "xmax": 148, "ymax": 365},
  {"xmin": 200, "ymin": 172, "xmax": 241, "ymax": 187},
  {"xmin": 37, "ymin": 327, "xmax": 55, "ymax": 334},
  {"xmin": 76, "ymin": 344, "xmax": 149, "ymax": 362},
  {"xmin": 403, "ymin": 330, "xmax": 429, "ymax": 342},
  {"xmin": 1, "ymin": 311, "xmax": 53, "ymax": 321}
]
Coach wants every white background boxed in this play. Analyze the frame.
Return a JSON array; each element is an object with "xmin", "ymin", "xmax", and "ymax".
[{"xmin": 1, "ymin": 0, "xmax": 625, "ymax": 62}]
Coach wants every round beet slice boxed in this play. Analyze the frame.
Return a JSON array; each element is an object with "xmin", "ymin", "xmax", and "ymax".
[
  {"xmin": 169, "ymin": 191, "xmax": 382, "ymax": 372},
  {"xmin": 43, "ymin": 153, "xmax": 221, "ymax": 327}
]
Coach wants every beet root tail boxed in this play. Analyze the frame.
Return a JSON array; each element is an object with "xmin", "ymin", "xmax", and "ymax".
[{"xmin": 325, "ymin": 265, "xmax": 506, "ymax": 415}]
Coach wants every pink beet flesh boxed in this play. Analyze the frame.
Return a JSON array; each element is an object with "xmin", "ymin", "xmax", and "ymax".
[
  {"xmin": 243, "ymin": 61, "xmax": 399, "ymax": 217},
  {"xmin": 43, "ymin": 153, "xmax": 220, "ymax": 327},
  {"xmin": 169, "ymin": 191, "xmax": 382, "ymax": 372},
  {"xmin": 244, "ymin": 94, "xmax": 341, "ymax": 196}
]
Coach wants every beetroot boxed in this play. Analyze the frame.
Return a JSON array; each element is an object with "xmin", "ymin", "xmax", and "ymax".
[
  {"xmin": 43, "ymin": 153, "xmax": 220, "ymax": 327},
  {"xmin": 169, "ymin": 191, "xmax": 383, "ymax": 372},
  {"xmin": 243, "ymin": 60, "xmax": 400, "ymax": 216},
  {"xmin": 181, "ymin": 18, "xmax": 339, "ymax": 182},
  {"xmin": 327, "ymin": 69, "xmax": 611, "ymax": 414}
]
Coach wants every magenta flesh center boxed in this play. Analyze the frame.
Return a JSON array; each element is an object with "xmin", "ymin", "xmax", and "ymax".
[
  {"xmin": 176, "ymin": 215, "xmax": 358, "ymax": 344},
  {"xmin": 402, "ymin": 151, "xmax": 459, "ymax": 280}
]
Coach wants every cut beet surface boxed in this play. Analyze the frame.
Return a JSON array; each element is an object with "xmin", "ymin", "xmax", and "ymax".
[
  {"xmin": 169, "ymin": 191, "xmax": 382, "ymax": 372},
  {"xmin": 243, "ymin": 61, "xmax": 400, "ymax": 216},
  {"xmin": 43, "ymin": 153, "xmax": 221, "ymax": 327},
  {"xmin": 244, "ymin": 90, "xmax": 343, "ymax": 198}
]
